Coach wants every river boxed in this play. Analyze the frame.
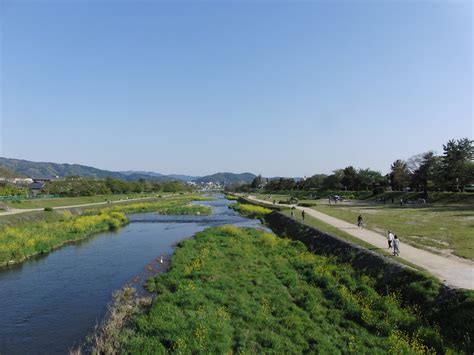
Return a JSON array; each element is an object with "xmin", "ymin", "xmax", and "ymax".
[{"xmin": 0, "ymin": 196, "xmax": 266, "ymax": 354}]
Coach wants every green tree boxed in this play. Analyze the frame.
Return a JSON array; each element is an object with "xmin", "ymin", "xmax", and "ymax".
[
  {"xmin": 341, "ymin": 166, "xmax": 357, "ymax": 191},
  {"xmin": 389, "ymin": 159, "xmax": 411, "ymax": 191},
  {"xmin": 250, "ymin": 175, "xmax": 264, "ymax": 189},
  {"xmin": 356, "ymin": 168, "xmax": 384, "ymax": 192},
  {"xmin": 301, "ymin": 174, "xmax": 327, "ymax": 190},
  {"xmin": 409, "ymin": 151, "xmax": 441, "ymax": 195},
  {"xmin": 441, "ymin": 138, "xmax": 474, "ymax": 191},
  {"xmin": 321, "ymin": 170, "xmax": 343, "ymax": 191}
]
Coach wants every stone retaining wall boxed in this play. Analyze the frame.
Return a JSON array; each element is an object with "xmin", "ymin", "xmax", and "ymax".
[{"xmin": 263, "ymin": 210, "xmax": 473, "ymax": 352}]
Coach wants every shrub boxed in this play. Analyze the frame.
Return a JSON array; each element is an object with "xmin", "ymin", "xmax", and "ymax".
[
  {"xmin": 44, "ymin": 207, "xmax": 53, "ymax": 212},
  {"xmin": 229, "ymin": 203, "xmax": 272, "ymax": 219},
  {"xmin": 298, "ymin": 202, "xmax": 317, "ymax": 207}
]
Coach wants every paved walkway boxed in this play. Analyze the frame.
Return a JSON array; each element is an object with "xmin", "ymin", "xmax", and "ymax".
[
  {"xmin": 0, "ymin": 196, "xmax": 159, "ymax": 217},
  {"xmin": 248, "ymin": 196, "xmax": 474, "ymax": 290}
]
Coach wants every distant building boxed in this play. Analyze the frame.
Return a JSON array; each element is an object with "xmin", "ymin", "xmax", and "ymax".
[
  {"xmin": 27, "ymin": 182, "xmax": 46, "ymax": 196},
  {"xmin": 0, "ymin": 177, "xmax": 34, "ymax": 184}
]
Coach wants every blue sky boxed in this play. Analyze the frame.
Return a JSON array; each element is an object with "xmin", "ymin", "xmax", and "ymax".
[{"xmin": 1, "ymin": 0, "xmax": 472, "ymax": 176}]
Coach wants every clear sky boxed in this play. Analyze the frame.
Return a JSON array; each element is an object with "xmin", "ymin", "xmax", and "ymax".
[{"xmin": 0, "ymin": 0, "xmax": 472, "ymax": 177}]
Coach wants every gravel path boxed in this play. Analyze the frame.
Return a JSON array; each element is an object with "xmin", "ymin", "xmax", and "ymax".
[
  {"xmin": 0, "ymin": 196, "xmax": 158, "ymax": 216},
  {"xmin": 248, "ymin": 196, "xmax": 474, "ymax": 290}
]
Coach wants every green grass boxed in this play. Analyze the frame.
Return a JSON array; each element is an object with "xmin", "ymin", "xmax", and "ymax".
[
  {"xmin": 280, "ymin": 210, "xmax": 426, "ymax": 272},
  {"xmin": 228, "ymin": 203, "xmax": 272, "ymax": 219},
  {"xmin": 254, "ymin": 193, "xmax": 474, "ymax": 260},
  {"xmin": 310, "ymin": 202, "xmax": 474, "ymax": 260},
  {"xmin": 2, "ymin": 193, "xmax": 160, "ymax": 209},
  {"xmin": 0, "ymin": 210, "xmax": 129, "ymax": 266},
  {"xmin": 0, "ymin": 195, "xmax": 212, "ymax": 267},
  {"xmin": 0, "ymin": 210, "xmax": 69, "ymax": 228},
  {"xmin": 93, "ymin": 226, "xmax": 468, "ymax": 354}
]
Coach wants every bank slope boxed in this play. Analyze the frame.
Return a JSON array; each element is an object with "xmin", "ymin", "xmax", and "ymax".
[{"xmin": 94, "ymin": 226, "xmax": 471, "ymax": 354}]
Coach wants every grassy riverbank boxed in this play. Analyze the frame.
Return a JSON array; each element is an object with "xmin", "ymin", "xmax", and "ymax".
[
  {"xmin": 251, "ymin": 193, "xmax": 474, "ymax": 260},
  {"xmin": 0, "ymin": 196, "xmax": 212, "ymax": 266},
  {"xmin": 93, "ymin": 226, "xmax": 471, "ymax": 353},
  {"xmin": 1, "ymin": 193, "xmax": 157, "ymax": 209},
  {"xmin": 228, "ymin": 202, "xmax": 272, "ymax": 219},
  {"xmin": 311, "ymin": 203, "xmax": 474, "ymax": 260}
]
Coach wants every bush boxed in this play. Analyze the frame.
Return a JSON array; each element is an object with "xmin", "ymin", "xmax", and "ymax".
[
  {"xmin": 298, "ymin": 202, "xmax": 317, "ymax": 207},
  {"xmin": 44, "ymin": 207, "xmax": 53, "ymax": 212},
  {"xmin": 229, "ymin": 203, "xmax": 272, "ymax": 219}
]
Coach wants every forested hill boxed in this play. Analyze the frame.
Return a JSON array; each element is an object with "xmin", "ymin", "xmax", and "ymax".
[
  {"xmin": 0, "ymin": 164, "xmax": 25, "ymax": 178},
  {"xmin": 194, "ymin": 172, "xmax": 256, "ymax": 185},
  {"xmin": 0, "ymin": 157, "xmax": 172, "ymax": 181}
]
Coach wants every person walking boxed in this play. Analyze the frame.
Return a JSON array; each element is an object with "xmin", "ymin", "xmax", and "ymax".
[
  {"xmin": 387, "ymin": 230, "xmax": 394, "ymax": 249},
  {"xmin": 357, "ymin": 215, "xmax": 363, "ymax": 228},
  {"xmin": 290, "ymin": 209, "xmax": 294, "ymax": 218},
  {"xmin": 393, "ymin": 235, "xmax": 400, "ymax": 256},
  {"xmin": 302, "ymin": 210, "xmax": 305, "ymax": 220}
]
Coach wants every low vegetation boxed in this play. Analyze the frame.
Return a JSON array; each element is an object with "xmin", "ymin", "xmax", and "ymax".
[
  {"xmin": 93, "ymin": 226, "xmax": 470, "ymax": 353},
  {"xmin": 311, "ymin": 202, "xmax": 474, "ymax": 260},
  {"xmin": 0, "ymin": 196, "xmax": 212, "ymax": 266},
  {"xmin": 43, "ymin": 176, "xmax": 194, "ymax": 197},
  {"xmin": 0, "ymin": 210, "xmax": 129, "ymax": 266},
  {"xmin": 249, "ymin": 192, "xmax": 474, "ymax": 260},
  {"xmin": 2, "ymin": 193, "xmax": 156, "ymax": 209},
  {"xmin": 103, "ymin": 197, "xmax": 212, "ymax": 216},
  {"xmin": 229, "ymin": 203, "xmax": 272, "ymax": 219}
]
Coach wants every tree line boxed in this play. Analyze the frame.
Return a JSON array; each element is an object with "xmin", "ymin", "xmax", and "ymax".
[
  {"xmin": 42, "ymin": 177, "xmax": 193, "ymax": 197},
  {"xmin": 236, "ymin": 138, "xmax": 473, "ymax": 195}
]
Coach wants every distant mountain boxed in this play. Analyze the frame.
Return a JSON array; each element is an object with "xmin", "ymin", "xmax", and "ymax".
[
  {"xmin": 0, "ymin": 164, "xmax": 25, "ymax": 178},
  {"xmin": 121, "ymin": 171, "xmax": 198, "ymax": 182},
  {"xmin": 194, "ymin": 172, "xmax": 256, "ymax": 185},
  {"xmin": 0, "ymin": 157, "xmax": 172, "ymax": 181},
  {"xmin": 120, "ymin": 171, "xmax": 164, "ymax": 178},
  {"xmin": 167, "ymin": 174, "xmax": 200, "ymax": 182}
]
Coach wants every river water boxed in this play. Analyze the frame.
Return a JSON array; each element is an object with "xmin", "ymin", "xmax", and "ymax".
[{"xmin": 0, "ymin": 196, "xmax": 266, "ymax": 354}]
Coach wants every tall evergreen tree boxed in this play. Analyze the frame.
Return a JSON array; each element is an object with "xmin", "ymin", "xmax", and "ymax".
[
  {"xmin": 441, "ymin": 138, "xmax": 474, "ymax": 191},
  {"xmin": 389, "ymin": 159, "xmax": 411, "ymax": 191}
]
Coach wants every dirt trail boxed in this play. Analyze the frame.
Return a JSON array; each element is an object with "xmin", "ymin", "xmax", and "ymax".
[
  {"xmin": 248, "ymin": 196, "xmax": 474, "ymax": 290},
  {"xmin": 0, "ymin": 196, "xmax": 158, "ymax": 216}
]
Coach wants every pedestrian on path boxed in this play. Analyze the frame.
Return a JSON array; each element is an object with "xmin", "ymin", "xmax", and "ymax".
[
  {"xmin": 291, "ymin": 209, "xmax": 294, "ymax": 218},
  {"xmin": 302, "ymin": 210, "xmax": 305, "ymax": 220},
  {"xmin": 357, "ymin": 215, "xmax": 364, "ymax": 228},
  {"xmin": 387, "ymin": 230, "xmax": 394, "ymax": 249},
  {"xmin": 393, "ymin": 235, "xmax": 400, "ymax": 256}
]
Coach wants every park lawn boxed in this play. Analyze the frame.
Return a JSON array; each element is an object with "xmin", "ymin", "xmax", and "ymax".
[
  {"xmin": 253, "ymin": 193, "xmax": 318, "ymax": 207},
  {"xmin": 311, "ymin": 203, "xmax": 474, "ymax": 260},
  {"xmin": 280, "ymin": 210, "xmax": 426, "ymax": 272},
  {"xmin": 93, "ymin": 226, "xmax": 461, "ymax": 354},
  {"xmin": 254, "ymin": 193, "xmax": 289, "ymax": 203}
]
